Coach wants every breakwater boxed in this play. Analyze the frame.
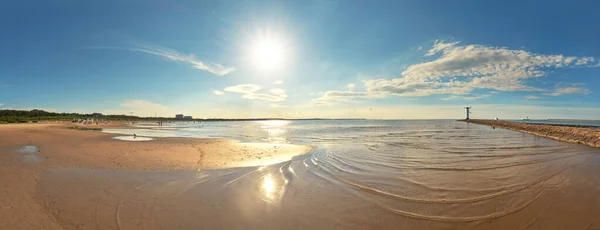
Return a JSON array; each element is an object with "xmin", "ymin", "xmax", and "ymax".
[{"xmin": 461, "ymin": 119, "xmax": 600, "ymax": 148}]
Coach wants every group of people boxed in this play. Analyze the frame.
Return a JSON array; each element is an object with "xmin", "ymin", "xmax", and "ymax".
[{"xmin": 74, "ymin": 118, "xmax": 106, "ymax": 125}]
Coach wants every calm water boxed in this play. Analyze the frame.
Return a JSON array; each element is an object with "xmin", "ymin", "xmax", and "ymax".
[
  {"xmin": 93, "ymin": 120, "xmax": 600, "ymax": 226},
  {"xmin": 514, "ymin": 119, "xmax": 600, "ymax": 127}
]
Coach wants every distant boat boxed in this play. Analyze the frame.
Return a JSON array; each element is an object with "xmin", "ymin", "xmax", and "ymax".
[{"xmin": 523, "ymin": 116, "xmax": 530, "ymax": 121}]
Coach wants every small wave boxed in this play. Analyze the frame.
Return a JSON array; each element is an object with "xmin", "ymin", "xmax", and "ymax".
[{"xmin": 311, "ymin": 156, "xmax": 583, "ymax": 204}]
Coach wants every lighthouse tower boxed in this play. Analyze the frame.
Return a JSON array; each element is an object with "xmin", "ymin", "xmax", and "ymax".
[{"xmin": 465, "ymin": 106, "xmax": 472, "ymax": 120}]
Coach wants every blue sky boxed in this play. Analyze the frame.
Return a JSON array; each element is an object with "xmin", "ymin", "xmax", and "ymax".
[{"xmin": 1, "ymin": 0, "xmax": 600, "ymax": 119}]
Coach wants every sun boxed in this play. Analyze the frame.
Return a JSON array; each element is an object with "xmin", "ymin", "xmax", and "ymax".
[{"xmin": 250, "ymin": 33, "xmax": 286, "ymax": 71}]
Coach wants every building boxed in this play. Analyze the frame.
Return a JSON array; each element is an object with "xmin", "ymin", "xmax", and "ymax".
[
  {"xmin": 183, "ymin": 116, "xmax": 193, "ymax": 120},
  {"xmin": 175, "ymin": 114, "xmax": 184, "ymax": 119}
]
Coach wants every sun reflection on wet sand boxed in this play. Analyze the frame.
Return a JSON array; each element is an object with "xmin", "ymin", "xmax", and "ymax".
[
  {"xmin": 260, "ymin": 173, "xmax": 288, "ymax": 204},
  {"xmin": 262, "ymin": 174, "xmax": 276, "ymax": 199}
]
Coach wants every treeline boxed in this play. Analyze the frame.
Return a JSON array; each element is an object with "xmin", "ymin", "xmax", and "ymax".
[
  {"xmin": 1, "ymin": 109, "xmax": 340, "ymax": 124},
  {"xmin": 0, "ymin": 109, "xmax": 153, "ymax": 124}
]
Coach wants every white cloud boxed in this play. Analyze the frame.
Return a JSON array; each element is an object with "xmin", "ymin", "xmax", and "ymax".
[
  {"xmin": 424, "ymin": 40, "xmax": 460, "ymax": 56},
  {"xmin": 364, "ymin": 79, "xmax": 472, "ymax": 96},
  {"xmin": 87, "ymin": 45, "xmax": 235, "ymax": 76},
  {"xmin": 242, "ymin": 93, "xmax": 287, "ymax": 102},
  {"xmin": 403, "ymin": 41, "xmax": 598, "ymax": 91},
  {"xmin": 543, "ymin": 87, "xmax": 591, "ymax": 96},
  {"xmin": 0, "ymin": 103, "xmax": 3, "ymax": 107},
  {"xmin": 311, "ymin": 91, "xmax": 384, "ymax": 105},
  {"xmin": 575, "ymin": 57, "xmax": 596, "ymax": 66},
  {"xmin": 273, "ymin": 80, "xmax": 283, "ymax": 85},
  {"xmin": 314, "ymin": 40, "xmax": 599, "ymax": 103},
  {"xmin": 441, "ymin": 94, "xmax": 491, "ymax": 101},
  {"xmin": 213, "ymin": 90, "xmax": 224, "ymax": 95},
  {"xmin": 224, "ymin": 84, "xmax": 287, "ymax": 102},
  {"xmin": 224, "ymin": 84, "xmax": 262, "ymax": 94},
  {"xmin": 524, "ymin": 95, "xmax": 540, "ymax": 100},
  {"xmin": 347, "ymin": 83, "xmax": 356, "ymax": 90}
]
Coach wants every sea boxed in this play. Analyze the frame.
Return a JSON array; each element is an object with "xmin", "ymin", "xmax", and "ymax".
[
  {"xmin": 514, "ymin": 119, "xmax": 600, "ymax": 127},
  {"xmin": 39, "ymin": 120, "xmax": 600, "ymax": 229}
]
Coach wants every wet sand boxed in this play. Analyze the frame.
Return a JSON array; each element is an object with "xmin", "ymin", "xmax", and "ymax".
[
  {"xmin": 3, "ymin": 122, "xmax": 600, "ymax": 229},
  {"xmin": 462, "ymin": 119, "xmax": 600, "ymax": 148}
]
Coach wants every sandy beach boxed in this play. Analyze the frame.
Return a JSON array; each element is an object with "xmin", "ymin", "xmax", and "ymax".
[
  {"xmin": 3, "ymin": 121, "xmax": 600, "ymax": 229},
  {"xmin": 0, "ymin": 123, "xmax": 313, "ymax": 229}
]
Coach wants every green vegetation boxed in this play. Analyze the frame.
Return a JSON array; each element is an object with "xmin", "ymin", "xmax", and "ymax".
[
  {"xmin": 0, "ymin": 109, "xmax": 157, "ymax": 123},
  {"xmin": 0, "ymin": 109, "xmax": 282, "ymax": 124},
  {"xmin": 0, "ymin": 109, "xmax": 359, "ymax": 124}
]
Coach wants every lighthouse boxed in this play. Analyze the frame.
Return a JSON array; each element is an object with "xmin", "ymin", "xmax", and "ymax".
[{"xmin": 465, "ymin": 106, "xmax": 472, "ymax": 120}]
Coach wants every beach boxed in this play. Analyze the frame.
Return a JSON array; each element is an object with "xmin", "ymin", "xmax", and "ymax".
[
  {"xmin": 0, "ymin": 123, "xmax": 313, "ymax": 229},
  {"xmin": 2, "ymin": 120, "xmax": 600, "ymax": 229}
]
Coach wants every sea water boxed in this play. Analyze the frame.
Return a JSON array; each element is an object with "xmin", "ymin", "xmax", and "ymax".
[{"xmin": 37, "ymin": 119, "xmax": 600, "ymax": 228}]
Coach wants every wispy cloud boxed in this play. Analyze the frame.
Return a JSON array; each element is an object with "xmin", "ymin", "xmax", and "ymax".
[
  {"xmin": 425, "ymin": 40, "xmax": 459, "ymax": 56},
  {"xmin": 524, "ymin": 95, "xmax": 540, "ymax": 100},
  {"xmin": 543, "ymin": 87, "xmax": 591, "ymax": 96},
  {"xmin": 0, "ymin": 103, "xmax": 4, "ymax": 107},
  {"xmin": 441, "ymin": 94, "xmax": 491, "ymax": 101},
  {"xmin": 224, "ymin": 84, "xmax": 262, "ymax": 94},
  {"xmin": 311, "ymin": 91, "xmax": 384, "ymax": 105},
  {"xmin": 86, "ymin": 44, "xmax": 235, "ymax": 76},
  {"xmin": 242, "ymin": 93, "xmax": 287, "ymax": 102},
  {"xmin": 347, "ymin": 83, "xmax": 356, "ymax": 90},
  {"xmin": 224, "ymin": 84, "xmax": 287, "ymax": 102},
  {"xmin": 213, "ymin": 90, "xmax": 224, "ymax": 95},
  {"xmin": 273, "ymin": 80, "xmax": 283, "ymax": 85}
]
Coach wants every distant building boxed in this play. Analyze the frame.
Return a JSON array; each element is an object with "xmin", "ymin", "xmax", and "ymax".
[
  {"xmin": 175, "ymin": 114, "xmax": 184, "ymax": 119},
  {"xmin": 184, "ymin": 116, "xmax": 193, "ymax": 120}
]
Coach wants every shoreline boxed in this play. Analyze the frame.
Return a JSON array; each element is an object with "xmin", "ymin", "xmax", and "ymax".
[
  {"xmin": 0, "ymin": 123, "xmax": 314, "ymax": 229},
  {"xmin": 460, "ymin": 119, "xmax": 600, "ymax": 148},
  {"xmin": 0, "ymin": 123, "xmax": 315, "ymax": 171}
]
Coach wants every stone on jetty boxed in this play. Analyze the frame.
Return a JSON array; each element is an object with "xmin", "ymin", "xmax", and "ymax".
[{"xmin": 460, "ymin": 119, "xmax": 600, "ymax": 148}]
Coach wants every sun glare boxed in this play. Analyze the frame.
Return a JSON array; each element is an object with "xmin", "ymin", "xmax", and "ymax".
[{"xmin": 250, "ymin": 33, "xmax": 287, "ymax": 71}]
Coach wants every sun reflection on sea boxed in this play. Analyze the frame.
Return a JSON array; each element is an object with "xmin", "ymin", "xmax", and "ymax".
[{"xmin": 256, "ymin": 120, "xmax": 291, "ymax": 143}]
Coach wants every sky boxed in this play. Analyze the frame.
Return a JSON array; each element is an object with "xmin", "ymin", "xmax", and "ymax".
[{"xmin": 1, "ymin": 0, "xmax": 600, "ymax": 119}]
